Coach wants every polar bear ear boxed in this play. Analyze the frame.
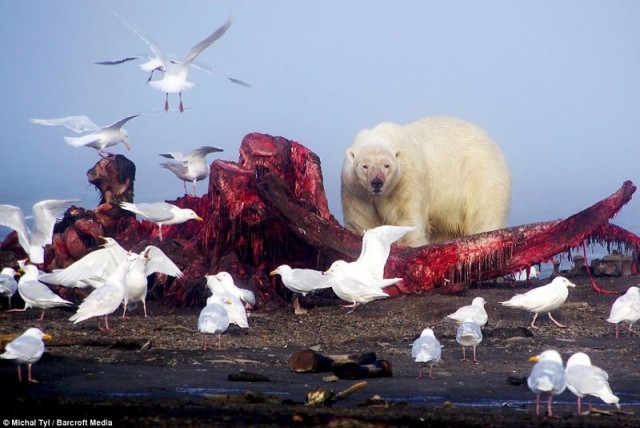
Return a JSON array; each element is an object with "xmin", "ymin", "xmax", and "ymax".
[
  {"xmin": 394, "ymin": 150, "xmax": 401, "ymax": 158},
  {"xmin": 347, "ymin": 149, "xmax": 357, "ymax": 160}
]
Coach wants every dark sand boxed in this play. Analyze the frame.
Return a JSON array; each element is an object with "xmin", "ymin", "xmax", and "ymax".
[{"xmin": 2, "ymin": 274, "xmax": 640, "ymax": 427}]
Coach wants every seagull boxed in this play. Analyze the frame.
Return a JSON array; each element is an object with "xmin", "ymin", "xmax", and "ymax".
[
  {"xmin": 322, "ymin": 225, "xmax": 414, "ymax": 312},
  {"xmin": 120, "ymin": 202, "xmax": 203, "ymax": 241},
  {"xmin": 606, "ymin": 286, "xmax": 640, "ymax": 338},
  {"xmin": 269, "ymin": 264, "xmax": 332, "ymax": 296},
  {"xmin": 122, "ymin": 245, "xmax": 183, "ymax": 318},
  {"xmin": 500, "ymin": 276, "xmax": 576, "ymax": 328},
  {"xmin": 565, "ymin": 352, "xmax": 620, "ymax": 414},
  {"xmin": 31, "ymin": 115, "xmax": 139, "ymax": 157},
  {"xmin": 159, "ymin": 146, "xmax": 224, "ymax": 196},
  {"xmin": 0, "ymin": 199, "xmax": 79, "ymax": 264},
  {"xmin": 95, "ymin": 54, "xmax": 249, "ymax": 88},
  {"xmin": 456, "ymin": 321, "xmax": 483, "ymax": 363},
  {"xmin": 38, "ymin": 237, "xmax": 128, "ymax": 289},
  {"xmin": 205, "ymin": 275, "xmax": 249, "ymax": 329},
  {"xmin": 69, "ymin": 257, "xmax": 129, "ymax": 330},
  {"xmin": 527, "ymin": 350, "xmax": 566, "ymax": 417},
  {"xmin": 114, "ymin": 13, "xmax": 244, "ymax": 112},
  {"xmin": 198, "ymin": 299, "xmax": 230, "ymax": 350},
  {"xmin": 0, "ymin": 327, "xmax": 52, "ymax": 383},
  {"xmin": 11, "ymin": 265, "xmax": 73, "ymax": 320},
  {"xmin": 0, "ymin": 267, "xmax": 18, "ymax": 309},
  {"xmin": 411, "ymin": 328, "xmax": 443, "ymax": 379},
  {"xmin": 207, "ymin": 272, "xmax": 255, "ymax": 309},
  {"xmin": 446, "ymin": 297, "xmax": 488, "ymax": 327},
  {"xmin": 323, "ymin": 260, "xmax": 396, "ymax": 313}
]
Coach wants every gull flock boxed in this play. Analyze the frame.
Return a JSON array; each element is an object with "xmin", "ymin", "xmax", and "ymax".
[{"xmin": 0, "ymin": 9, "xmax": 638, "ymax": 421}]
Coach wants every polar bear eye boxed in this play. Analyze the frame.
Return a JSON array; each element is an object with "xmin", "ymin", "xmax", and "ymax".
[
  {"xmin": 362, "ymin": 165, "xmax": 368, "ymax": 170},
  {"xmin": 384, "ymin": 164, "xmax": 390, "ymax": 169}
]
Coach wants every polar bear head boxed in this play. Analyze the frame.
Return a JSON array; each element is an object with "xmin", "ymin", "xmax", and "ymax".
[{"xmin": 347, "ymin": 143, "xmax": 401, "ymax": 196}]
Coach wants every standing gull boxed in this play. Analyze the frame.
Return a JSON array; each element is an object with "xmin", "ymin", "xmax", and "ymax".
[
  {"xmin": 527, "ymin": 349, "xmax": 566, "ymax": 417},
  {"xmin": 456, "ymin": 321, "xmax": 483, "ymax": 363},
  {"xmin": 12, "ymin": 265, "xmax": 73, "ymax": 320},
  {"xmin": 0, "ymin": 199, "xmax": 79, "ymax": 264},
  {"xmin": 446, "ymin": 297, "xmax": 488, "ymax": 327},
  {"xmin": 198, "ymin": 298, "xmax": 230, "ymax": 350},
  {"xmin": 411, "ymin": 328, "xmax": 443, "ymax": 379},
  {"xmin": 606, "ymin": 286, "xmax": 640, "ymax": 338},
  {"xmin": 69, "ymin": 257, "xmax": 129, "ymax": 330},
  {"xmin": 0, "ymin": 267, "xmax": 18, "ymax": 309},
  {"xmin": 500, "ymin": 276, "xmax": 576, "ymax": 328},
  {"xmin": 159, "ymin": 146, "xmax": 224, "ymax": 196},
  {"xmin": 31, "ymin": 115, "xmax": 138, "ymax": 157},
  {"xmin": 270, "ymin": 264, "xmax": 332, "ymax": 296},
  {"xmin": 120, "ymin": 202, "xmax": 202, "ymax": 241},
  {"xmin": 565, "ymin": 352, "xmax": 620, "ymax": 414},
  {"xmin": 0, "ymin": 327, "xmax": 52, "ymax": 383},
  {"xmin": 205, "ymin": 275, "xmax": 249, "ymax": 329},
  {"xmin": 211, "ymin": 271, "xmax": 255, "ymax": 309},
  {"xmin": 322, "ymin": 225, "xmax": 414, "ymax": 312},
  {"xmin": 122, "ymin": 245, "xmax": 183, "ymax": 318}
]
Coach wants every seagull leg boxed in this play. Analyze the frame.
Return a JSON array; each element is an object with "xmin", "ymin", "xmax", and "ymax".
[
  {"xmin": 547, "ymin": 396, "xmax": 554, "ymax": 417},
  {"xmin": 628, "ymin": 323, "xmax": 634, "ymax": 336},
  {"xmin": 428, "ymin": 364, "xmax": 435, "ymax": 379},
  {"xmin": 27, "ymin": 364, "xmax": 39, "ymax": 383},
  {"xmin": 164, "ymin": 93, "xmax": 170, "ymax": 112},
  {"xmin": 122, "ymin": 302, "xmax": 128, "ymax": 318},
  {"xmin": 529, "ymin": 313, "xmax": 540, "ymax": 329},
  {"xmin": 217, "ymin": 334, "xmax": 223, "ymax": 351},
  {"xmin": 192, "ymin": 180, "xmax": 198, "ymax": 197},
  {"xmin": 157, "ymin": 225, "xmax": 164, "ymax": 241},
  {"xmin": 183, "ymin": 180, "xmax": 189, "ymax": 196},
  {"xmin": 104, "ymin": 315, "xmax": 111, "ymax": 331},
  {"xmin": 17, "ymin": 365, "xmax": 22, "ymax": 383},
  {"xmin": 142, "ymin": 299, "xmax": 148, "ymax": 318},
  {"xmin": 577, "ymin": 397, "xmax": 582, "ymax": 414},
  {"xmin": 472, "ymin": 345, "xmax": 479, "ymax": 363},
  {"xmin": 178, "ymin": 92, "xmax": 184, "ymax": 113},
  {"xmin": 547, "ymin": 312, "xmax": 567, "ymax": 328},
  {"xmin": 615, "ymin": 324, "xmax": 620, "ymax": 338},
  {"xmin": 417, "ymin": 363, "xmax": 423, "ymax": 379},
  {"xmin": 202, "ymin": 336, "xmax": 208, "ymax": 350},
  {"xmin": 38, "ymin": 309, "xmax": 46, "ymax": 321},
  {"xmin": 535, "ymin": 394, "xmax": 541, "ymax": 416},
  {"xmin": 461, "ymin": 347, "xmax": 468, "ymax": 362}
]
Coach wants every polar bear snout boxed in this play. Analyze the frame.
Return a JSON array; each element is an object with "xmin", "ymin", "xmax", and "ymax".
[{"xmin": 370, "ymin": 177, "xmax": 384, "ymax": 193}]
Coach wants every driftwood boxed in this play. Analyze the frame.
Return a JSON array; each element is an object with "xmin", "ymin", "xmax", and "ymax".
[
  {"xmin": 288, "ymin": 349, "xmax": 378, "ymax": 373},
  {"xmin": 1, "ymin": 133, "xmax": 638, "ymax": 308}
]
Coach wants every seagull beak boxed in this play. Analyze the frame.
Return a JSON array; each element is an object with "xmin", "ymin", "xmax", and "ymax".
[
  {"xmin": 269, "ymin": 270, "xmax": 277, "ymax": 276},
  {"xmin": 195, "ymin": 216, "xmax": 203, "ymax": 221},
  {"xmin": 528, "ymin": 356, "xmax": 539, "ymax": 363},
  {"xmin": 43, "ymin": 334, "xmax": 52, "ymax": 341}
]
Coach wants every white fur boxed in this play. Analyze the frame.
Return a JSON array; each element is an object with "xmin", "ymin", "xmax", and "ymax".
[{"xmin": 341, "ymin": 116, "xmax": 511, "ymax": 246}]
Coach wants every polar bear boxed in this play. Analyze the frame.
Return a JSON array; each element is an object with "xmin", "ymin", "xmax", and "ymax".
[{"xmin": 341, "ymin": 116, "xmax": 511, "ymax": 247}]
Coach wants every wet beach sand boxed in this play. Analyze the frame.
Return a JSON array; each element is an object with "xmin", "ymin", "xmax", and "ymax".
[{"xmin": 2, "ymin": 274, "xmax": 640, "ymax": 427}]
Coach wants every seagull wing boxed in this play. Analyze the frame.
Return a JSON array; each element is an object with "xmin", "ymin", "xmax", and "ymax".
[
  {"xmin": 357, "ymin": 225, "xmax": 415, "ymax": 280},
  {"xmin": 94, "ymin": 56, "xmax": 142, "ymax": 66},
  {"xmin": 30, "ymin": 199, "xmax": 79, "ymax": 248},
  {"xmin": 179, "ymin": 17, "xmax": 233, "ymax": 70},
  {"xmin": 190, "ymin": 62, "xmax": 251, "ymax": 87},
  {"xmin": 113, "ymin": 11, "xmax": 170, "ymax": 69},
  {"xmin": 0, "ymin": 205, "xmax": 30, "ymax": 252},
  {"xmin": 104, "ymin": 114, "xmax": 139, "ymax": 131},
  {"xmin": 31, "ymin": 116, "xmax": 100, "ymax": 133},
  {"xmin": 143, "ymin": 246, "xmax": 183, "ymax": 278}
]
